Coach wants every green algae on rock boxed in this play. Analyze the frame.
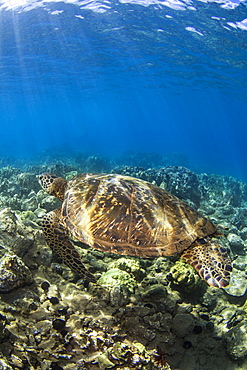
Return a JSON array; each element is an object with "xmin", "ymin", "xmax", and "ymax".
[
  {"xmin": 108, "ymin": 257, "xmax": 146, "ymax": 282},
  {"xmin": 98, "ymin": 268, "xmax": 136, "ymax": 293},
  {"xmin": 169, "ymin": 260, "xmax": 204, "ymax": 292}
]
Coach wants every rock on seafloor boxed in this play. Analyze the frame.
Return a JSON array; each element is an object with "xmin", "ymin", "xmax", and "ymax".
[
  {"xmin": 172, "ymin": 313, "xmax": 195, "ymax": 338},
  {"xmin": 98, "ymin": 268, "xmax": 136, "ymax": 293},
  {"xmin": 224, "ymin": 267, "xmax": 247, "ymax": 297},
  {"xmin": 0, "ymin": 163, "xmax": 246, "ymax": 369},
  {"xmin": 224, "ymin": 320, "xmax": 247, "ymax": 360},
  {"xmin": 0, "ymin": 253, "xmax": 33, "ymax": 292}
]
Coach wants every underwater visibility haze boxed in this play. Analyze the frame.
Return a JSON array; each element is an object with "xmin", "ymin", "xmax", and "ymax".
[{"xmin": 0, "ymin": 0, "xmax": 246, "ymax": 179}]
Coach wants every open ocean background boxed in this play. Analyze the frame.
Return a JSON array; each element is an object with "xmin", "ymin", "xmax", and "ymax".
[{"xmin": 0, "ymin": 0, "xmax": 246, "ymax": 180}]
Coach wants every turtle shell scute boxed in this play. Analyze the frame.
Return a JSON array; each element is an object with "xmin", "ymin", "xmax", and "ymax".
[{"xmin": 61, "ymin": 173, "xmax": 216, "ymax": 257}]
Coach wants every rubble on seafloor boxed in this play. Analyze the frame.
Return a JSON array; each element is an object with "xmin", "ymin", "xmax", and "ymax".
[{"xmin": 0, "ymin": 162, "xmax": 246, "ymax": 370}]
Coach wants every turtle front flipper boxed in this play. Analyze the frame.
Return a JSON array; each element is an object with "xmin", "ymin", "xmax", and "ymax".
[
  {"xmin": 42, "ymin": 208, "xmax": 96, "ymax": 284},
  {"xmin": 181, "ymin": 241, "xmax": 232, "ymax": 288}
]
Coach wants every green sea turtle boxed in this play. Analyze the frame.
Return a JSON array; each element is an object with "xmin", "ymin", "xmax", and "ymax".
[{"xmin": 38, "ymin": 172, "xmax": 232, "ymax": 288}]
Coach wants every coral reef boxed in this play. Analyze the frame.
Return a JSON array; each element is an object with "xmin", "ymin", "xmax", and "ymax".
[
  {"xmin": 115, "ymin": 151, "xmax": 189, "ymax": 169},
  {"xmin": 0, "ymin": 161, "xmax": 246, "ymax": 369}
]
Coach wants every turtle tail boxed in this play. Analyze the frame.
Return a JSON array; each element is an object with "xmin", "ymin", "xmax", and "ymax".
[{"xmin": 181, "ymin": 241, "xmax": 232, "ymax": 288}]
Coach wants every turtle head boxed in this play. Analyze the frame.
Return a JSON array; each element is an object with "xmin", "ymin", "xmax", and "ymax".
[{"xmin": 38, "ymin": 173, "xmax": 67, "ymax": 201}]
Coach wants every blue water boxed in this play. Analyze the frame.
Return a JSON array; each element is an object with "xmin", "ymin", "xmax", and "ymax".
[{"xmin": 0, "ymin": 0, "xmax": 246, "ymax": 179}]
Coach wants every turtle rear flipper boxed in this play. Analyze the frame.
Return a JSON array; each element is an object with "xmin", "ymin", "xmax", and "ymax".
[
  {"xmin": 42, "ymin": 208, "xmax": 96, "ymax": 284},
  {"xmin": 181, "ymin": 242, "xmax": 232, "ymax": 288}
]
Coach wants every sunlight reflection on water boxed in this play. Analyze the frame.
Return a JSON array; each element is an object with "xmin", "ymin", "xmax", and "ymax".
[{"xmin": 0, "ymin": 0, "xmax": 246, "ymax": 13}]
